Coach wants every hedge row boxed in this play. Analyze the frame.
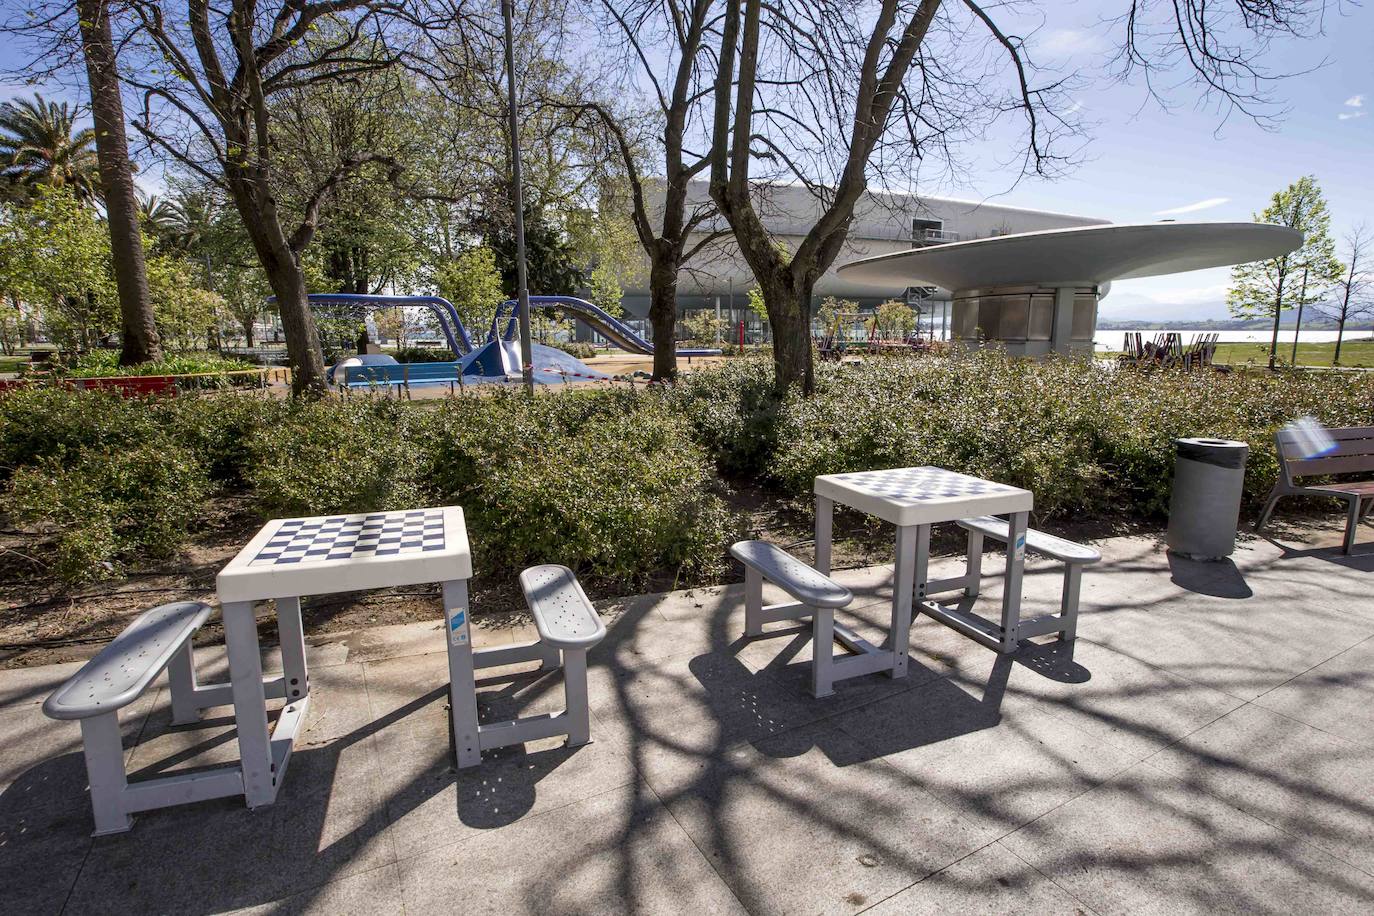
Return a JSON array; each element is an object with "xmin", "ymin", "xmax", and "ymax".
[{"xmin": 2, "ymin": 352, "xmax": 1371, "ymax": 584}]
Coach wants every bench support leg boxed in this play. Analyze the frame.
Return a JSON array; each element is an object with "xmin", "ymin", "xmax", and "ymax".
[
  {"xmin": 444, "ymin": 580, "xmax": 482, "ymax": 769},
  {"xmin": 744, "ymin": 567, "xmax": 764, "ymax": 637},
  {"xmin": 277, "ymin": 596, "xmax": 309, "ymax": 703},
  {"xmin": 964, "ymin": 530, "xmax": 984, "ymax": 598},
  {"xmin": 815, "ymin": 496, "xmax": 833, "ymax": 576},
  {"xmin": 562, "ymin": 649, "xmax": 591, "ymax": 748},
  {"xmin": 80, "ymin": 713, "xmax": 133, "ymax": 836},
  {"xmin": 1255, "ymin": 488, "xmax": 1282, "ymax": 532},
  {"xmin": 1060, "ymin": 564, "xmax": 1082, "ymax": 642},
  {"xmin": 811, "ymin": 606, "xmax": 835, "ymax": 698},
  {"xmin": 1345, "ymin": 497, "xmax": 1363, "ymax": 554},
  {"xmin": 167, "ymin": 639, "xmax": 201, "ymax": 726}
]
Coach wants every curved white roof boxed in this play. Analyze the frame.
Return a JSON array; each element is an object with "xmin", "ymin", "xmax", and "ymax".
[{"xmin": 835, "ymin": 222, "xmax": 1302, "ymax": 291}]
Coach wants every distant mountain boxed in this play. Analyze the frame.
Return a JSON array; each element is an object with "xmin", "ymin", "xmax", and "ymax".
[{"xmin": 1097, "ymin": 317, "xmax": 1374, "ymax": 331}]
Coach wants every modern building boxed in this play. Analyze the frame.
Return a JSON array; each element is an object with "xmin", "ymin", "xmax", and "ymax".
[{"xmin": 618, "ymin": 181, "xmax": 1109, "ymax": 330}]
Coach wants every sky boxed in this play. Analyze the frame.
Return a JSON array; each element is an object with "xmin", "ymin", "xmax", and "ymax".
[
  {"xmin": 0, "ymin": 1, "xmax": 1368, "ymax": 323},
  {"xmin": 940, "ymin": 1, "xmax": 1373, "ymax": 321}
]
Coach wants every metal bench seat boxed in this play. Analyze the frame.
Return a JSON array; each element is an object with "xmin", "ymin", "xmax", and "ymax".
[
  {"xmin": 729, "ymin": 540, "xmax": 854, "ymax": 608},
  {"xmin": 44, "ymin": 602, "xmax": 213, "ymax": 720},
  {"xmin": 44, "ymin": 602, "xmax": 233, "ymax": 835},
  {"xmin": 730, "ymin": 540, "xmax": 859, "ymax": 698},
  {"xmin": 520, "ymin": 565, "xmax": 607, "ymax": 649},
  {"xmin": 956, "ymin": 516, "xmax": 1102, "ymax": 564},
  {"xmin": 453, "ymin": 565, "xmax": 606, "ymax": 766},
  {"xmin": 927, "ymin": 518, "xmax": 1099, "ymax": 644}
]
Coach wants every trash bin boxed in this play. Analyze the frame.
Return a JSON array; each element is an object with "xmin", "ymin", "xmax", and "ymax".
[{"xmin": 1167, "ymin": 437, "xmax": 1249, "ymax": 560}]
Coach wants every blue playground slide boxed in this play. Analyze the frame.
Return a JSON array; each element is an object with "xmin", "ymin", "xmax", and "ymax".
[
  {"xmin": 294, "ymin": 294, "xmax": 476, "ymax": 355},
  {"xmin": 489, "ymin": 296, "xmax": 722, "ymax": 357}
]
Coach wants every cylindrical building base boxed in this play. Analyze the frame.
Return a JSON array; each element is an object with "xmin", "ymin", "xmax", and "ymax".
[{"xmin": 950, "ymin": 285, "xmax": 1099, "ymax": 356}]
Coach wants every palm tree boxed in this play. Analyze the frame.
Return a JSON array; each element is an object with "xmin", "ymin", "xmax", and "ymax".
[
  {"xmin": 137, "ymin": 189, "xmax": 180, "ymax": 247},
  {"xmin": 0, "ymin": 95, "xmax": 101, "ymax": 202}
]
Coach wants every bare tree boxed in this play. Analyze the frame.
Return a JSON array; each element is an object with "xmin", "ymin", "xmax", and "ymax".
[
  {"xmin": 707, "ymin": 0, "xmax": 1331, "ymax": 393},
  {"xmin": 551, "ymin": 0, "xmax": 727, "ymax": 380},
  {"xmin": 1313, "ymin": 222, "xmax": 1373, "ymax": 365},
  {"xmin": 116, "ymin": 1, "xmax": 452, "ymax": 395}
]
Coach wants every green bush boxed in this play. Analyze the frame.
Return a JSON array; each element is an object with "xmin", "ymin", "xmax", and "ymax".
[
  {"xmin": 6, "ymin": 441, "xmax": 210, "ymax": 581},
  {"xmin": 386, "ymin": 347, "xmax": 457, "ymax": 363},
  {"xmin": 0, "ymin": 386, "xmax": 160, "ymax": 477},
  {"xmin": 59, "ymin": 349, "xmax": 259, "ymax": 379},
  {"xmin": 244, "ymin": 397, "xmax": 424, "ymax": 517},
  {"xmin": 672, "ymin": 353, "xmax": 1374, "ymax": 519},
  {"xmin": 417, "ymin": 389, "xmax": 734, "ymax": 583},
  {"xmin": 551, "ymin": 340, "xmax": 597, "ymax": 360},
  {"xmin": 158, "ymin": 393, "xmax": 286, "ymax": 485}
]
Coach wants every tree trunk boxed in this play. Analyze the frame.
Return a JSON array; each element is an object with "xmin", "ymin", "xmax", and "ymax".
[
  {"xmin": 648, "ymin": 251, "xmax": 679, "ymax": 381},
  {"xmin": 758, "ymin": 273, "xmax": 814, "ymax": 394},
  {"xmin": 76, "ymin": 0, "xmax": 161, "ymax": 367},
  {"xmin": 241, "ymin": 319, "xmax": 255, "ymax": 349},
  {"xmin": 265, "ymin": 263, "xmax": 327, "ymax": 396},
  {"xmin": 1267, "ymin": 274, "xmax": 1285, "ymax": 370},
  {"xmin": 1334, "ymin": 317, "xmax": 1345, "ymax": 365}
]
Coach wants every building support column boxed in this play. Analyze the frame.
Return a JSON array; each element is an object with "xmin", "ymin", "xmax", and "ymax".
[{"xmin": 1051, "ymin": 286, "xmax": 1075, "ymax": 356}]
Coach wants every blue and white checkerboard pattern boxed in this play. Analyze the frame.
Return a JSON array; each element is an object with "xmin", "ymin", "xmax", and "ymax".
[
  {"xmin": 833, "ymin": 467, "xmax": 1017, "ymax": 501},
  {"xmin": 249, "ymin": 509, "xmax": 446, "ymax": 566}
]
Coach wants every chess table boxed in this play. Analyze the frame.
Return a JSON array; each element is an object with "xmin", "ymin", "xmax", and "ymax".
[
  {"xmin": 216, "ymin": 506, "xmax": 472, "ymax": 806},
  {"xmin": 813, "ymin": 467, "xmax": 1034, "ymax": 673}
]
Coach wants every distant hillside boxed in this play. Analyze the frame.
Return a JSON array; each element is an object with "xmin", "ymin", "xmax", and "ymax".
[{"xmin": 1097, "ymin": 318, "xmax": 1374, "ymax": 331}]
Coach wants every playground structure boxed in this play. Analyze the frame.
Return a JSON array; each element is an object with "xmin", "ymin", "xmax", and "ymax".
[
  {"xmin": 1116, "ymin": 332, "xmax": 1220, "ymax": 371},
  {"xmin": 296, "ymin": 294, "xmax": 720, "ymax": 388}
]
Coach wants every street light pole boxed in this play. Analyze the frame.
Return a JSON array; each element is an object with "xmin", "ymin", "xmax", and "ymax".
[{"xmin": 503, "ymin": 0, "xmax": 535, "ymax": 392}]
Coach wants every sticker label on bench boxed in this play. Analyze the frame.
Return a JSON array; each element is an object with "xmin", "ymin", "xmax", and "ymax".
[
  {"xmin": 448, "ymin": 608, "xmax": 469, "ymax": 646},
  {"xmin": 1014, "ymin": 533, "xmax": 1026, "ymax": 560}
]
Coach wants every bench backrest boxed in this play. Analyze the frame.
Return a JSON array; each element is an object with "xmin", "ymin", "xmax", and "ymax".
[{"xmin": 1276, "ymin": 425, "xmax": 1374, "ymax": 481}]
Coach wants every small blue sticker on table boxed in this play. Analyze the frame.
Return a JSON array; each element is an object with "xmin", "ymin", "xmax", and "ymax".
[{"xmin": 448, "ymin": 608, "xmax": 469, "ymax": 646}]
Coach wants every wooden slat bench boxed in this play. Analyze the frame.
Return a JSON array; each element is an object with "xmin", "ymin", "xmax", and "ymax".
[{"xmin": 1257, "ymin": 425, "xmax": 1374, "ymax": 553}]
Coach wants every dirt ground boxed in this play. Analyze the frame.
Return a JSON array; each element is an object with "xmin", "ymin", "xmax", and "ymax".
[{"xmin": 3, "ymin": 474, "xmax": 1338, "ymax": 670}]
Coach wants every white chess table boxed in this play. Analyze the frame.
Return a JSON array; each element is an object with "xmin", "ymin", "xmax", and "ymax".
[
  {"xmin": 216, "ymin": 506, "xmax": 473, "ymax": 806},
  {"xmin": 813, "ymin": 467, "xmax": 1034, "ymax": 669}
]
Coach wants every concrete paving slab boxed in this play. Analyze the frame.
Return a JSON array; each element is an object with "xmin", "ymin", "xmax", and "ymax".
[
  {"xmin": 1251, "ymin": 635, "xmax": 1374, "ymax": 745},
  {"xmin": 230, "ymin": 863, "xmax": 403, "ymax": 916},
  {"xmin": 397, "ymin": 781, "xmax": 746, "ymax": 916},
  {"xmin": 1148, "ymin": 702, "xmax": 1374, "ymax": 875},
  {"xmin": 0, "ymin": 800, "xmax": 92, "ymax": 914},
  {"xmin": 1003, "ymin": 761, "xmax": 1374, "ymax": 915},
  {"xmin": 834, "ymin": 673, "xmax": 1139, "ymax": 838},
  {"xmin": 863, "ymin": 841, "xmax": 1092, "ymax": 915},
  {"xmin": 659, "ymin": 720, "xmax": 988, "ymax": 916}
]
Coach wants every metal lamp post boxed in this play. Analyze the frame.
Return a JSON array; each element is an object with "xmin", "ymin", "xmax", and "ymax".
[{"xmin": 503, "ymin": 0, "xmax": 535, "ymax": 392}]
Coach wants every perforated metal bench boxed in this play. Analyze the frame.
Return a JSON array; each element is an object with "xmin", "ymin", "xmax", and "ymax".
[
  {"xmin": 43, "ymin": 601, "xmax": 221, "ymax": 835},
  {"xmin": 926, "ymin": 517, "xmax": 1100, "ymax": 643},
  {"xmin": 456, "ymin": 565, "xmax": 605, "ymax": 765},
  {"xmin": 730, "ymin": 540, "xmax": 861, "ymax": 697}
]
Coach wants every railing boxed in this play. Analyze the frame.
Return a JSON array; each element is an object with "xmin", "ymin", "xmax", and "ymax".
[{"xmin": 915, "ymin": 228, "xmax": 961, "ymax": 244}]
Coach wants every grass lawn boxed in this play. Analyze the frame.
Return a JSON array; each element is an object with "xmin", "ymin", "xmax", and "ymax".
[
  {"xmin": 0, "ymin": 354, "xmax": 27, "ymax": 374},
  {"xmin": 1211, "ymin": 338, "xmax": 1374, "ymax": 368}
]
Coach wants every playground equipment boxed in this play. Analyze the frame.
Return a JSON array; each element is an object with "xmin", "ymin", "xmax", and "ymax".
[
  {"xmin": 489, "ymin": 295, "xmax": 721, "ymax": 357},
  {"xmin": 816, "ymin": 311, "xmax": 928, "ymax": 361},
  {"xmin": 299, "ymin": 292, "xmax": 718, "ymax": 387}
]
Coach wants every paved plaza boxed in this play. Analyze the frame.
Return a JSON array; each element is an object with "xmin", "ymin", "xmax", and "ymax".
[{"xmin": 3, "ymin": 528, "xmax": 1373, "ymax": 914}]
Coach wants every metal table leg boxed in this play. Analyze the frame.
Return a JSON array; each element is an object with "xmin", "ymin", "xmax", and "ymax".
[
  {"xmin": 889, "ymin": 525, "xmax": 920, "ymax": 678},
  {"xmin": 814, "ymin": 495, "xmax": 833, "ymax": 575},
  {"xmin": 443, "ymin": 579, "xmax": 482, "ymax": 768},
  {"xmin": 222, "ymin": 600, "xmax": 275, "ymax": 807},
  {"xmin": 999, "ymin": 511, "xmax": 1029, "ymax": 652},
  {"xmin": 277, "ymin": 596, "xmax": 309, "ymax": 704}
]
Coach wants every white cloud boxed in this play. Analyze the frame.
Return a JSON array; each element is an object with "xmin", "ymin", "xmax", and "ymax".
[
  {"xmin": 1345, "ymin": 95, "xmax": 1365, "ymax": 108},
  {"xmin": 1153, "ymin": 197, "xmax": 1230, "ymax": 216},
  {"xmin": 1338, "ymin": 111, "xmax": 1366, "ymax": 121},
  {"xmin": 1037, "ymin": 28, "xmax": 1110, "ymax": 57}
]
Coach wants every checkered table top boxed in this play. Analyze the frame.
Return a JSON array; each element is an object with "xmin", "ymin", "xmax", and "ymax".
[
  {"xmin": 218, "ymin": 506, "xmax": 471, "ymax": 603},
  {"xmin": 814, "ymin": 466, "xmax": 1032, "ymax": 527},
  {"xmin": 249, "ymin": 510, "xmax": 446, "ymax": 566}
]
